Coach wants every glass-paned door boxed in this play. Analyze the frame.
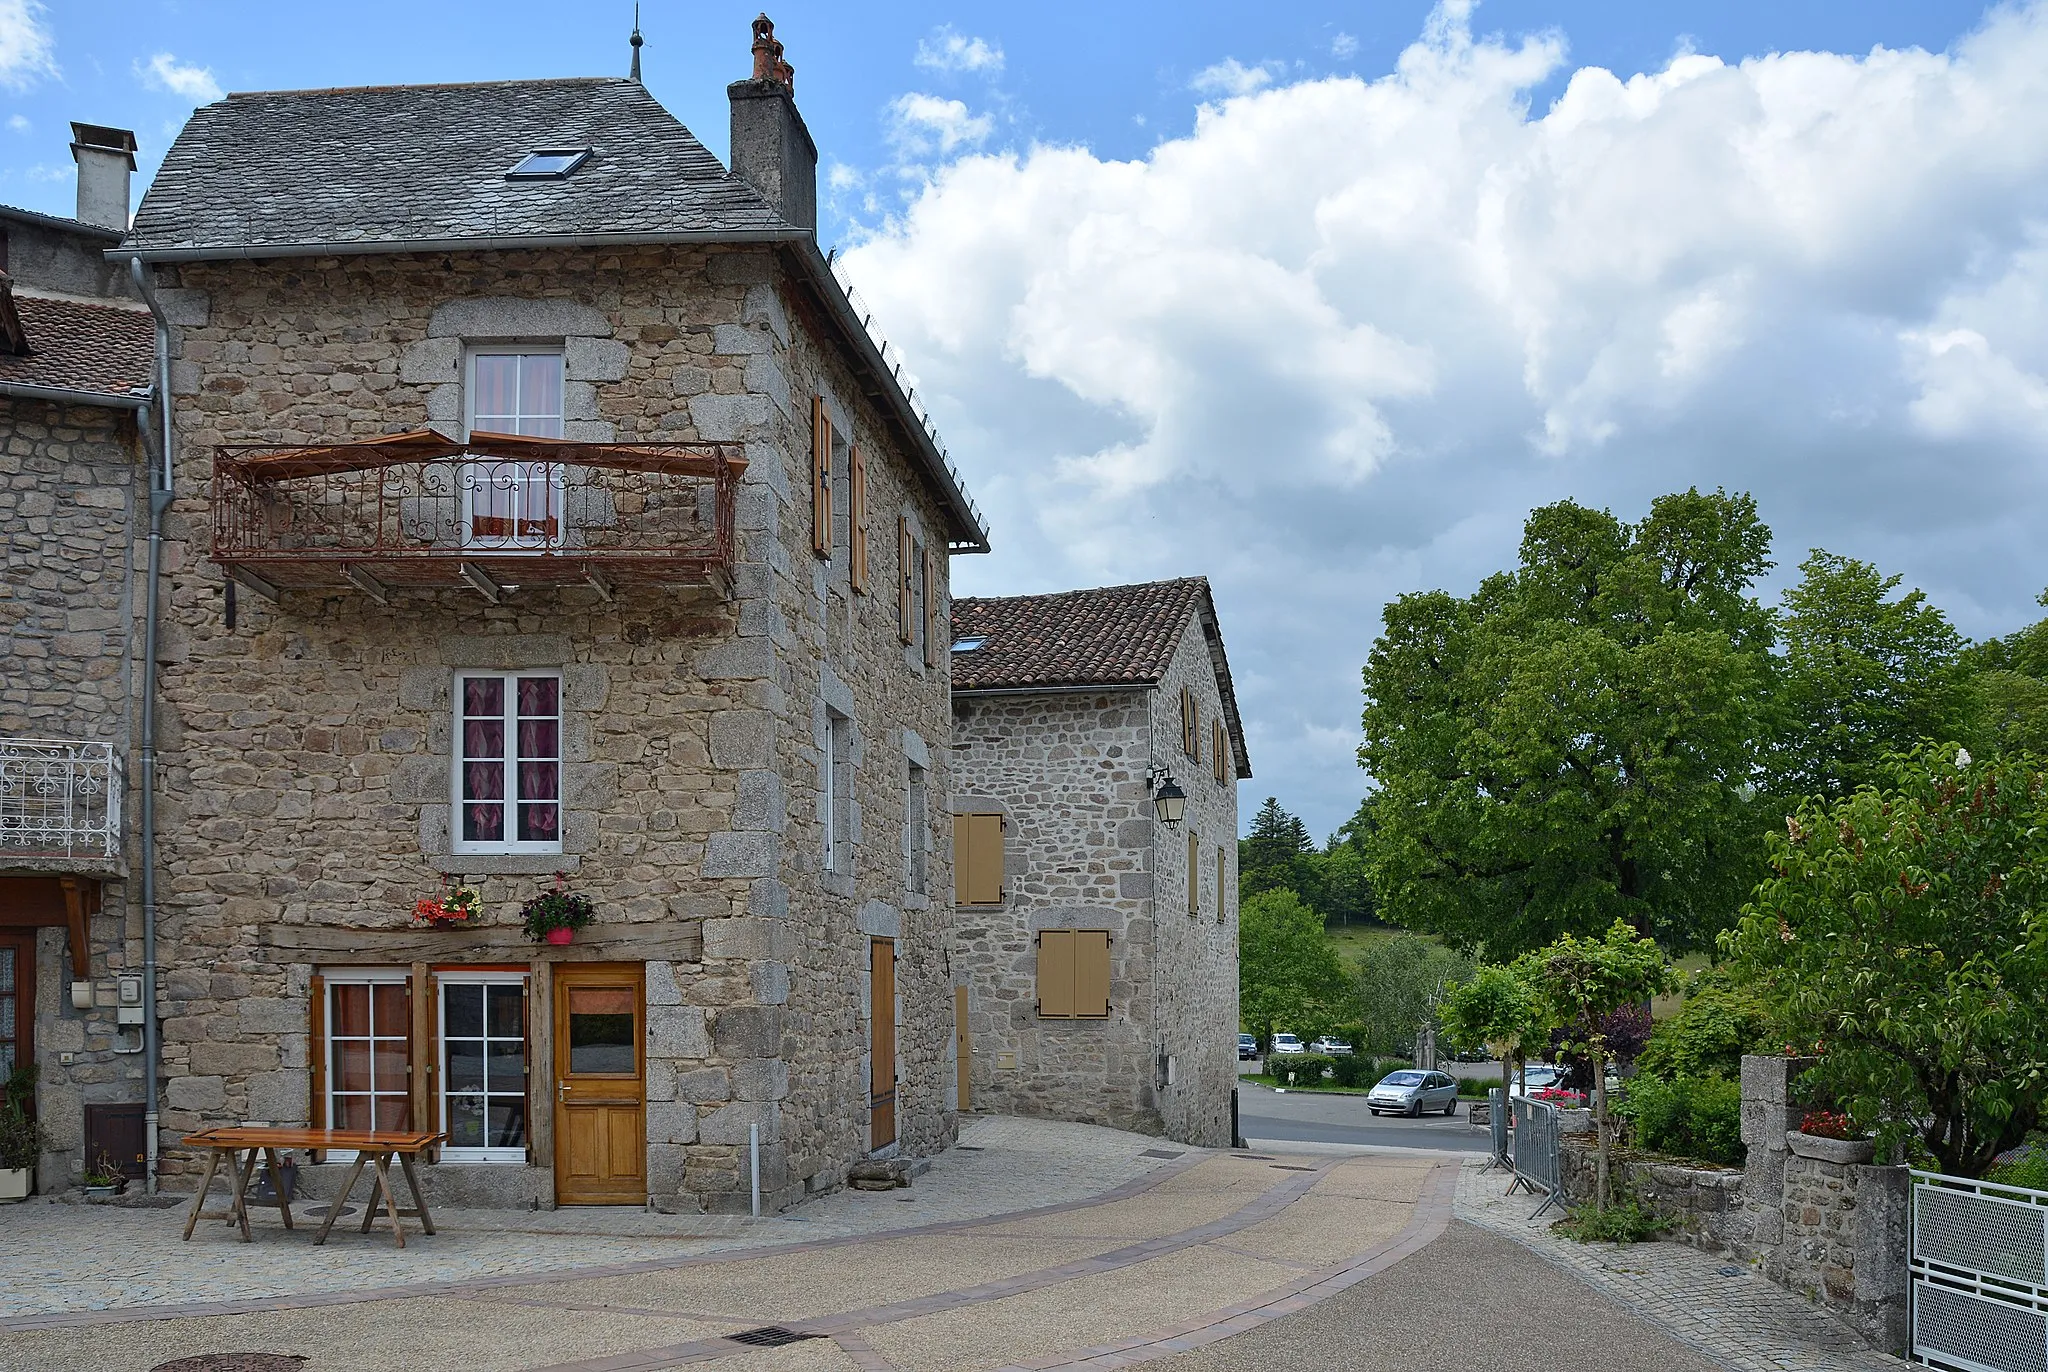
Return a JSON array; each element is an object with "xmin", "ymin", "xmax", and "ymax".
[
  {"xmin": 465, "ymin": 350, "xmax": 565, "ymax": 548},
  {"xmin": 440, "ymin": 977, "xmax": 528, "ymax": 1161},
  {"xmin": 327, "ymin": 977, "xmax": 411, "ymax": 1134},
  {"xmin": 0, "ymin": 934, "xmax": 29, "ymax": 1082},
  {"xmin": 456, "ymin": 672, "xmax": 560, "ymax": 852}
]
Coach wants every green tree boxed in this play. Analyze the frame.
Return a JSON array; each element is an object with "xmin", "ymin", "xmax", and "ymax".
[
  {"xmin": 1440, "ymin": 963, "xmax": 1544, "ymax": 1100},
  {"xmin": 1773, "ymin": 550, "xmax": 1974, "ymax": 802},
  {"xmin": 1725, "ymin": 743, "xmax": 2048, "ymax": 1177},
  {"xmin": 1349, "ymin": 934, "xmax": 1473, "ymax": 1058},
  {"xmin": 1361, "ymin": 489, "xmax": 1776, "ymax": 956},
  {"xmin": 1967, "ymin": 589, "xmax": 2048, "ymax": 756},
  {"xmin": 1517, "ymin": 920, "xmax": 1677, "ymax": 1207},
  {"xmin": 1239, "ymin": 797, "xmax": 1317, "ymax": 903},
  {"xmin": 1634, "ymin": 969, "xmax": 1777, "ymax": 1081},
  {"xmin": 1312, "ymin": 800, "xmax": 1379, "ymax": 926},
  {"xmin": 1238, "ymin": 889, "xmax": 1350, "ymax": 1050}
]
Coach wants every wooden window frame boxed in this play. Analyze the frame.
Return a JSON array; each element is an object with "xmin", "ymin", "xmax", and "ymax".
[
  {"xmin": 1036, "ymin": 929, "xmax": 1111, "ymax": 1019},
  {"xmin": 811, "ymin": 395, "xmax": 833, "ymax": 559}
]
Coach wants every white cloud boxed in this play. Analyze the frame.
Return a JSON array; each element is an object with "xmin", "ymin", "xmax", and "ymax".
[
  {"xmin": 1332, "ymin": 32, "xmax": 1360, "ymax": 60},
  {"xmin": 7, "ymin": 114, "xmax": 28, "ymax": 133},
  {"xmin": 1190, "ymin": 57, "xmax": 1284, "ymax": 98},
  {"xmin": 139, "ymin": 51, "xmax": 223, "ymax": 104},
  {"xmin": 844, "ymin": 1, "xmax": 2048, "ymax": 834},
  {"xmin": 0, "ymin": 0, "xmax": 56, "ymax": 91},
  {"xmin": 915, "ymin": 26, "xmax": 1003, "ymax": 75},
  {"xmin": 886, "ymin": 92, "xmax": 993, "ymax": 159}
]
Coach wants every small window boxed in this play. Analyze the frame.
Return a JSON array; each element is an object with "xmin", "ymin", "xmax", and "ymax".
[
  {"xmin": 506, "ymin": 148, "xmax": 592, "ymax": 180},
  {"xmin": 454, "ymin": 671, "xmax": 562, "ymax": 854},
  {"xmin": 824, "ymin": 708, "xmax": 852, "ymax": 875},
  {"xmin": 905, "ymin": 759, "xmax": 928, "ymax": 894},
  {"xmin": 439, "ymin": 973, "xmax": 529, "ymax": 1162},
  {"xmin": 465, "ymin": 349, "xmax": 564, "ymax": 549},
  {"xmin": 316, "ymin": 970, "xmax": 414, "ymax": 1156},
  {"xmin": 951, "ymin": 635, "xmax": 986, "ymax": 653}
]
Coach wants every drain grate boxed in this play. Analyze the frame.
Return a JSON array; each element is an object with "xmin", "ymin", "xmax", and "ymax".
[
  {"xmin": 1139, "ymin": 1149, "xmax": 1184, "ymax": 1160},
  {"xmin": 955, "ymin": 1145, "xmax": 984, "ymax": 1151},
  {"xmin": 152, "ymin": 1356, "xmax": 309, "ymax": 1372},
  {"xmin": 728, "ymin": 1326, "xmax": 823, "ymax": 1348},
  {"xmin": 1270, "ymin": 1164, "xmax": 1317, "ymax": 1172},
  {"xmin": 1233, "ymin": 1152, "xmax": 1276, "ymax": 1161}
]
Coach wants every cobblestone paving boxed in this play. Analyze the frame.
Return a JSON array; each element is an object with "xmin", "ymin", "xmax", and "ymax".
[
  {"xmin": 0, "ymin": 1116, "xmax": 1176, "ymax": 1319},
  {"xmin": 1455, "ymin": 1159, "xmax": 1907, "ymax": 1372}
]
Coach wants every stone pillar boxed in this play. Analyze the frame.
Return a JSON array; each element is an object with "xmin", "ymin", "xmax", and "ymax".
[
  {"xmin": 1739, "ymin": 1053, "xmax": 1815, "ymax": 1249},
  {"xmin": 1849, "ymin": 1163, "xmax": 1910, "ymax": 1355}
]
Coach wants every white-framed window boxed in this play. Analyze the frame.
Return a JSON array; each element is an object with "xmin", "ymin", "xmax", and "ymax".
[
  {"xmin": 453, "ymin": 670, "xmax": 563, "ymax": 854},
  {"xmin": 321, "ymin": 968, "xmax": 413, "ymax": 1158},
  {"xmin": 437, "ymin": 971, "xmax": 530, "ymax": 1163},
  {"xmin": 905, "ymin": 758, "xmax": 928, "ymax": 894},
  {"xmin": 464, "ymin": 347, "xmax": 565, "ymax": 549},
  {"xmin": 824, "ymin": 707, "xmax": 852, "ymax": 874}
]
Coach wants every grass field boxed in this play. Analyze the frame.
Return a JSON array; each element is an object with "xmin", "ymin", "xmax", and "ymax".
[{"xmin": 1322, "ymin": 923, "xmax": 1423, "ymax": 964}]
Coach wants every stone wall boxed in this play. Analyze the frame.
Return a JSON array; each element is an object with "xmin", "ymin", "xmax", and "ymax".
[
  {"xmin": 142, "ymin": 242, "xmax": 958, "ymax": 1211},
  {"xmin": 950, "ymin": 609, "xmax": 1238, "ymax": 1148}
]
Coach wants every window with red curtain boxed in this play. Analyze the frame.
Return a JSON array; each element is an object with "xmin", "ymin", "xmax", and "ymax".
[{"xmin": 455, "ymin": 671, "xmax": 562, "ymax": 853}]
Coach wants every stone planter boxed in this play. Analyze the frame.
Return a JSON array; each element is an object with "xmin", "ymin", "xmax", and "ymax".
[
  {"xmin": 1787, "ymin": 1130, "xmax": 1874, "ymax": 1164},
  {"xmin": 0, "ymin": 1166, "xmax": 29, "ymax": 1202}
]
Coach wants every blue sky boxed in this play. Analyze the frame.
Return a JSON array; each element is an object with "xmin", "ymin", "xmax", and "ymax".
[{"xmin": 5, "ymin": 1, "xmax": 2039, "ymax": 840}]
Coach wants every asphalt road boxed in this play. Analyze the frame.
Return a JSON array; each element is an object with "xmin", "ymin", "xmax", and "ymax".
[{"xmin": 1237, "ymin": 1077, "xmax": 1495, "ymax": 1153}]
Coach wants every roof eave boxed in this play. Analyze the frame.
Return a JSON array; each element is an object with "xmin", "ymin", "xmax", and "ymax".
[
  {"xmin": 112, "ymin": 224, "xmax": 808, "ymax": 264},
  {"xmin": 0, "ymin": 379, "xmax": 150, "ymax": 410},
  {"xmin": 952, "ymin": 681, "xmax": 1155, "ymax": 696},
  {"xmin": 0, "ymin": 204, "xmax": 124, "ymax": 241}
]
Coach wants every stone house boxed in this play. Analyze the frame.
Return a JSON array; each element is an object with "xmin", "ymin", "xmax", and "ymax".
[
  {"xmin": 0, "ymin": 125, "xmax": 162, "ymax": 1192},
  {"xmin": 948, "ymin": 579, "xmax": 1248, "ymax": 1146},
  {"xmin": 111, "ymin": 19, "xmax": 988, "ymax": 1211}
]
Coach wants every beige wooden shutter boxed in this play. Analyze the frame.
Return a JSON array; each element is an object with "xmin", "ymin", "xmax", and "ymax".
[
  {"xmin": 811, "ymin": 396, "xmax": 832, "ymax": 558},
  {"xmin": 1074, "ymin": 932, "xmax": 1111, "ymax": 1017},
  {"xmin": 1188, "ymin": 830, "xmax": 1200, "ymax": 914},
  {"xmin": 1037, "ymin": 930, "xmax": 1076, "ymax": 1018},
  {"xmin": 1216, "ymin": 846, "xmax": 1227, "ymax": 922},
  {"xmin": 923, "ymin": 545, "xmax": 940, "ymax": 668},
  {"xmin": 1181, "ymin": 686, "xmax": 1197, "ymax": 757},
  {"xmin": 954, "ymin": 813, "xmax": 1004, "ymax": 906},
  {"xmin": 849, "ymin": 445, "xmax": 868, "ymax": 593},
  {"xmin": 409, "ymin": 963, "xmax": 432, "ymax": 1139},
  {"xmin": 898, "ymin": 517, "xmax": 914, "ymax": 643},
  {"xmin": 1213, "ymin": 720, "xmax": 1227, "ymax": 781}
]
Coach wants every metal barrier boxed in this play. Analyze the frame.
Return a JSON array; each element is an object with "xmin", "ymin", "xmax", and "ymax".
[
  {"xmin": 1909, "ymin": 1168, "xmax": 2048, "ymax": 1372},
  {"xmin": 0, "ymin": 738, "xmax": 120, "ymax": 860},
  {"xmin": 1507, "ymin": 1094, "xmax": 1562, "ymax": 1221},
  {"xmin": 1480, "ymin": 1087, "xmax": 1510, "ymax": 1172}
]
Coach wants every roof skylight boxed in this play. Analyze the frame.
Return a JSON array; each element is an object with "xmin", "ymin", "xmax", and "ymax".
[
  {"xmin": 506, "ymin": 148, "xmax": 593, "ymax": 180},
  {"xmin": 952, "ymin": 636, "xmax": 987, "ymax": 652}
]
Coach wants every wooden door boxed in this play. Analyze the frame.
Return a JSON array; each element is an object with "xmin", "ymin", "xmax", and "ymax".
[
  {"xmin": 552, "ymin": 963, "xmax": 645, "ymax": 1205},
  {"xmin": 0, "ymin": 933, "xmax": 31, "ymax": 1090},
  {"xmin": 869, "ymin": 939, "xmax": 896, "ymax": 1151}
]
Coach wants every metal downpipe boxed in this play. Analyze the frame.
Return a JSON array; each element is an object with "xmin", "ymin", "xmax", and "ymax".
[{"xmin": 130, "ymin": 256, "xmax": 173, "ymax": 1195}]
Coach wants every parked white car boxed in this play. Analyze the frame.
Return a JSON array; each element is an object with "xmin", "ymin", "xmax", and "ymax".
[
  {"xmin": 1511, "ymin": 1063, "xmax": 1566, "ymax": 1097},
  {"xmin": 1367, "ymin": 1070, "xmax": 1460, "ymax": 1117},
  {"xmin": 1269, "ymin": 1033, "xmax": 1305, "ymax": 1055},
  {"xmin": 1309, "ymin": 1036, "xmax": 1353, "ymax": 1055}
]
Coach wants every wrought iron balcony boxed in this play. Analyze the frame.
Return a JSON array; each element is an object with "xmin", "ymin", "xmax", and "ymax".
[
  {"xmin": 0, "ymin": 738, "xmax": 121, "ymax": 862},
  {"xmin": 212, "ymin": 430, "xmax": 748, "ymax": 601}
]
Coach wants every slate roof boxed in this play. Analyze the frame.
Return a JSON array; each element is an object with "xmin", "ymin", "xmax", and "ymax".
[
  {"xmin": 125, "ymin": 78, "xmax": 798, "ymax": 257},
  {"xmin": 0, "ymin": 203, "xmax": 123, "ymax": 240},
  {"xmin": 951, "ymin": 578, "xmax": 1251, "ymax": 776},
  {"xmin": 0, "ymin": 289, "xmax": 154, "ymax": 402}
]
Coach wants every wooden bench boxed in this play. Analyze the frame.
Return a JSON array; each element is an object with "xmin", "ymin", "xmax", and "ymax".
[{"xmin": 180, "ymin": 1127, "xmax": 442, "ymax": 1248}]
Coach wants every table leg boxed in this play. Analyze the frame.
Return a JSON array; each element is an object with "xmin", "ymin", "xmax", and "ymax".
[
  {"xmin": 313, "ymin": 1154, "xmax": 368, "ymax": 1246},
  {"xmin": 263, "ymin": 1147, "xmax": 294, "ymax": 1230},
  {"xmin": 370, "ymin": 1153, "xmax": 406, "ymax": 1249},
  {"xmin": 225, "ymin": 1148, "xmax": 256, "ymax": 1242},
  {"xmin": 397, "ymin": 1151, "xmax": 435, "ymax": 1236},
  {"xmin": 180, "ymin": 1147, "xmax": 222, "ymax": 1241}
]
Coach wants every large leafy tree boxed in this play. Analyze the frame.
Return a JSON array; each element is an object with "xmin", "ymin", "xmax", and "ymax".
[
  {"xmin": 1966, "ymin": 589, "xmax": 2048, "ymax": 756},
  {"xmin": 1238, "ymin": 889, "xmax": 1351, "ymax": 1049},
  {"xmin": 1773, "ymin": 551, "xmax": 1974, "ymax": 802},
  {"xmin": 1360, "ymin": 489, "xmax": 1776, "ymax": 956},
  {"xmin": 1349, "ymin": 934, "xmax": 1473, "ymax": 1058},
  {"xmin": 1517, "ymin": 921, "xmax": 1677, "ymax": 1208},
  {"xmin": 1725, "ymin": 743, "xmax": 2048, "ymax": 1177}
]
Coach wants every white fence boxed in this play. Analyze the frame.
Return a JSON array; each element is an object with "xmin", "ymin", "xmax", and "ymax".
[
  {"xmin": 1910, "ymin": 1168, "xmax": 2048, "ymax": 1372},
  {"xmin": 0, "ymin": 738, "xmax": 121, "ymax": 860}
]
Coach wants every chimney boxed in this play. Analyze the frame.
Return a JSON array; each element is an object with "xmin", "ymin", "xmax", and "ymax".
[
  {"xmin": 69, "ymin": 122, "xmax": 138, "ymax": 232},
  {"xmin": 727, "ymin": 14, "xmax": 817, "ymax": 234}
]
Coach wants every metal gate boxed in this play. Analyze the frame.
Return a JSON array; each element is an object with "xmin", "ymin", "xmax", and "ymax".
[
  {"xmin": 1507, "ymin": 1094, "xmax": 1561, "ymax": 1221},
  {"xmin": 1910, "ymin": 1168, "xmax": 2048, "ymax": 1372}
]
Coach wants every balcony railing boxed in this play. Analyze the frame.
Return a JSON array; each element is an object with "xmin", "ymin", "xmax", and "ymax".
[
  {"xmin": 0, "ymin": 738, "xmax": 121, "ymax": 861},
  {"xmin": 212, "ymin": 430, "xmax": 748, "ymax": 599}
]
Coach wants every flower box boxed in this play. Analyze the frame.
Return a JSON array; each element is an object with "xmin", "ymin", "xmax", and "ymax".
[
  {"xmin": 1787, "ymin": 1130, "xmax": 1874, "ymax": 1164},
  {"xmin": 0, "ymin": 1167, "xmax": 29, "ymax": 1202}
]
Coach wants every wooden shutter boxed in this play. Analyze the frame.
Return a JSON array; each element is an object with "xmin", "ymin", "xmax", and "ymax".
[
  {"xmin": 308, "ymin": 974, "xmax": 326, "ymax": 1138},
  {"xmin": 1073, "ymin": 932, "xmax": 1111, "ymax": 1018},
  {"xmin": 923, "ymin": 545, "xmax": 940, "ymax": 668},
  {"xmin": 1181, "ymin": 686, "xmax": 1197, "ymax": 757},
  {"xmin": 811, "ymin": 396, "xmax": 832, "ymax": 558},
  {"xmin": 1213, "ymin": 721, "xmax": 1227, "ymax": 781},
  {"xmin": 898, "ymin": 517, "xmax": 914, "ymax": 643},
  {"xmin": 410, "ymin": 963, "xmax": 432, "ymax": 1142},
  {"xmin": 1037, "ymin": 930, "xmax": 1076, "ymax": 1018},
  {"xmin": 1188, "ymin": 830, "xmax": 1200, "ymax": 914},
  {"xmin": 954, "ymin": 813, "xmax": 1003, "ymax": 906},
  {"xmin": 1216, "ymin": 846, "xmax": 1228, "ymax": 921},
  {"xmin": 849, "ymin": 445, "xmax": 868, "ymax": 593}
]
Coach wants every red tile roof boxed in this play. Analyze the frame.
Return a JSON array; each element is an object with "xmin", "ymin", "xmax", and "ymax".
[
  {"xmin": 951, "ymin": 577, "xmax": 1251, "ymax": 776},
  {"xmin": 0, "ymin": 290, "xmax": 155, "ymax": 402}
]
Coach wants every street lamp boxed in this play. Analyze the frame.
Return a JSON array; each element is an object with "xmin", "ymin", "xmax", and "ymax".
[{"xmin": 1148, "ymin": 771, "xmax": 1187, "ymax": 825}]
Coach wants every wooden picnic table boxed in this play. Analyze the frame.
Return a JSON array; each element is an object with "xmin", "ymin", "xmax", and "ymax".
[{"xmin": 180, "ymin": 1127, "xmax": 442, "ymax": 1248}]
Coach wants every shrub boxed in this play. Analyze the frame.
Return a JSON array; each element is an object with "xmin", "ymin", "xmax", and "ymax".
[
  {"xmin": 1276, "ymin": 1054, "xmax": 1335, "ymax": 1087},
  {"xmin": 1554, "ymin": 1197, "xmax": 1667, "ymax": 1245},
  {"xmin": 1617, "ymin": 1073, "xmax": 1745, "ymax": 1166},
  {"xmin": 1987, "ymin": 1143, "xmax": 2048, "ymax": 1194},
  {"xmin": 1636, "ymin": 971, "xmax": 1776, "ymax": 1081},
  {"xmin": 1330, "ymin": 1055, "xmax": 1376, "ymax": 1089},
  {"xmin": 1367, "ymin": 1056, "xmax": 1415, "ymax": 1084},
  {"xmin": 1458, "ymin": 1076, "xmax": 1494, "ymax": 1098}
]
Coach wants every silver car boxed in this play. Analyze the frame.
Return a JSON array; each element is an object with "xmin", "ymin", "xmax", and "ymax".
[{"xmin": 1366, "ymin": 1069, "xmax": 1460, "ymax": 1117}]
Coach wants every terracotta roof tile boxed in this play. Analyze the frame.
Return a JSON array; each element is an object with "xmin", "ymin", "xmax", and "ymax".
[{"xmin": 0, "ymin": 291, "xmax": 155, "ymax": 401}]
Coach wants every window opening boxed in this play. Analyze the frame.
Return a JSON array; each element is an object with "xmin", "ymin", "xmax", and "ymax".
[
  {"xmin": 951, "ymin": 635, "xmax": 985, "ymax": 653},
  {"xmin": 465, "ymin": 350, "xmax": 565, "ymax": 550},
  {"xmin": 456, "ymin": 671, "xmax": 562, "ymax": 854},
  {"xmin": 324, "ymin": 972, "xmax": 412, "ymax": 1146},
  {"xmin": 906, "ymin": 760, "xmax": 928, "ymax": 894},
  {"xmin": 439, "ymin": 974, "xmax": 528, "ymax": 1162},
  {"xmin": 505, "ymin": 148, "xmax": 592, "ymax": 179},
  {"xmin": 824, "ymin": 708, "xmax": 852, "ymax": 874}
]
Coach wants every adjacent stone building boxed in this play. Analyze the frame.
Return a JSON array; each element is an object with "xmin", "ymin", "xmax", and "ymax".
[
  {"xmin": 114, "ymin": 20, "xmax": 989, "ymax": 1211},
  {"xmin": 948, "ymin": 579, "xmax": 1248, "ymax": 1146},
  {"xmin": 0, "ymin": 125, "xmax": 161, "ymax": 1192}
]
